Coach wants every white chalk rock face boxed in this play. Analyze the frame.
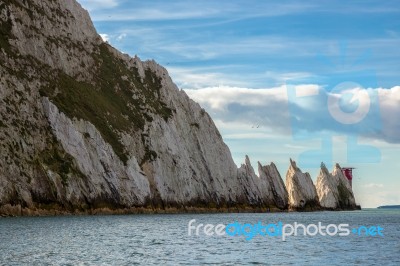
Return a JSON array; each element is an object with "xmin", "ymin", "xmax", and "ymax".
[
  {"xmin": 141, "ymin": 61, "xmax": 245, "ymax": 206},
  {"xmin": 42, "ymin": 98, "xmax": 151, "ymax": 207},
  {"xmin": 316, "ymin": 163, "xmax": 357, "ymax": 209},
  {"xmin": 237, "ymin": 156, "xmax": 266, "ymax": 205},
  {"xmin": 259, "ymin": 162, "xmax": 288, "ymax": 209},
  {"xmin": 286, "ymin": 159, "xmax": 320, "ymax": 210},
  {"xmin": 316, "ymin": 163, "xmax": 337, "ymax": 209}
]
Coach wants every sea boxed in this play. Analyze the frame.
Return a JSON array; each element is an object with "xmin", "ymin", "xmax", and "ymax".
[{"xmin": 0, "ymin": 209, "xmax": 399, "ymax": 265}]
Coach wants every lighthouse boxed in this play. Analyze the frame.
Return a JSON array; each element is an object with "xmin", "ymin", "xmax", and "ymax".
[{"xmin": 342, "ymin": 167, "xmax": 355, "ymax": 188}]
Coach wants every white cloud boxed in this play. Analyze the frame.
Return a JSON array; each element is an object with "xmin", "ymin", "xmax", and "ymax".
[
  {"xmin": 377, "ymin": 86, "xmax": 400, "ymax": 110},
  {"xmin": 184, "ymin": 85, "xmax": 400, "ymax": 143},
  {"xmin": 168, "ymin": 67, "xmax": 249, "ymax": 89},
  {"xmin": 167, "ymin": 66, "xmax": 315, "ymax": 89},
  {"xmin": 295, "ymin": 84, "xmax": 320, "ymax": 97},
  {"xmin": 184, "ymin": 85, "xmax": 293, "ymax": 138},
  {"xmin": 77, "ymin": 0, "xmax": 119, "ymax": 11},
  {"xmin": 99, "ymin": 33, "xmax": 110, "ymax": 43},
  {"xmin": 117, "ymin": 33, "xmax": 127, "ymax": 41},
  {"xmin": 185, "ymin": 85, "xmax": 288, "ymax": 111},
  {"xmin": 284, "ymin": 144, "xmax": 309, "ymax": 150},
  {"xmin": 91, "ymin": 8, "xmax": 220, "ymax": 21},
  {"xmin": 364, "ymin": 183, "xmax": 384, "ymax": 188},
  {"xmin": 375, "ymin": 86, "xmax": 400, "ymax": 142},
  {"xmin": 85, "ymin": 1, "xmax": 316, "ymax": 22}
]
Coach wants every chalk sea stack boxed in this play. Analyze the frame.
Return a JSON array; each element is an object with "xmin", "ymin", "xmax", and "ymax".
[
  {"xmin": 285, "ymin": 159, "xmax": 321, "ymax": 211},
  {"xmin": 316, "ymin": 163, "xmax": 358, "ymax": 210}
]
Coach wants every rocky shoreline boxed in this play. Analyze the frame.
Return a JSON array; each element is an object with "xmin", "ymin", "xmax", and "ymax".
[
  {"xmin": 0, "ymin": 204, "xmax": 360, "ymax": 218},
  {"xmin": 0, "ymin": 158, "xmax": 360, "ymax": 217}
]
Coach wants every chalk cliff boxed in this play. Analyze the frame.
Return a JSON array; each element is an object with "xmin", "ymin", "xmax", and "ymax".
[{"xmin": 0, "ymin": 0, "xmax": 358, "ymax": 215}]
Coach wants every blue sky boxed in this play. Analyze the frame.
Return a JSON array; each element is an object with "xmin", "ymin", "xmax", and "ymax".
[{"xmin": 78, "ymin": 0, "xmax": 400, "ymax": 208}]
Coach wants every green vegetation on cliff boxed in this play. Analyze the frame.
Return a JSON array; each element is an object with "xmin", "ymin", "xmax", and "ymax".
[
  {"xmin": 2, "ymin": 1, "xmax": 173, "ymax": 165},
  {"xmin": 39, "ymin": 43, "xmax": 174, "ymax": 164}
]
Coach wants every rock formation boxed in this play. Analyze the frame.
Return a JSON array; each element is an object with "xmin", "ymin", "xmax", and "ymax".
[
  {"xmin": 258, "ymin": 162, "xmax": 288, "ymax": 209},
  {"xmin": 234, "ymin": 156, "xmax": 288, "ymax": 209},
  {"xmin": 0, "ymin": 0, "xmax": 359, "ymax": 215},
  {"xmin": 286, "ymin": 159, "xmax": 320, "ymax": 210},
  {"xmin": 316, "ymin": 163, "xmax": 357, "ymax": 210}
]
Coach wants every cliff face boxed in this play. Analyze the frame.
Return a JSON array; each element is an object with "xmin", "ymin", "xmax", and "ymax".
[
  {"xmin": 258, "ymin": 162, "xmax": 288, "ymax": 209},
  {"xmin": 286, "ymin": 159, "xmax": 320, "ymax": 210},
  {"xmin": 316, "ymin": 163, "xmax": 357, "ymax": 210},
  {"xmin": 0, "ymin": 0, "xmax": 358, "ymax": 215},
  {"xmin": 0, "ymin": 0, "xmax": 287, "ymax": 214}
]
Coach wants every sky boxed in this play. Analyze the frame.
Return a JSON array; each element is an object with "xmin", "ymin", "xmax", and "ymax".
[{"xmin": 77, "ymin": 0, "xmax": 400, "ymax": 208}]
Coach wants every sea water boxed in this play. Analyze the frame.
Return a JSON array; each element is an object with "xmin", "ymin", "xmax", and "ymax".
[{"xmin": 0, "ymin": 209, "xmax": 399, "ymax": 265}]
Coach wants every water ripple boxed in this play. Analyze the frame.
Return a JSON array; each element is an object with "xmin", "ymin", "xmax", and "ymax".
[{"xmin": 0, "ymin": 210, "xmax": 399, "ymax": 265}]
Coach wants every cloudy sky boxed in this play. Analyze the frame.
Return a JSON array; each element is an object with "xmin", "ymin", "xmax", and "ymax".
[{"xmin": 78, "ymin": 0, "xmax": 400, "ymax": 208}]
